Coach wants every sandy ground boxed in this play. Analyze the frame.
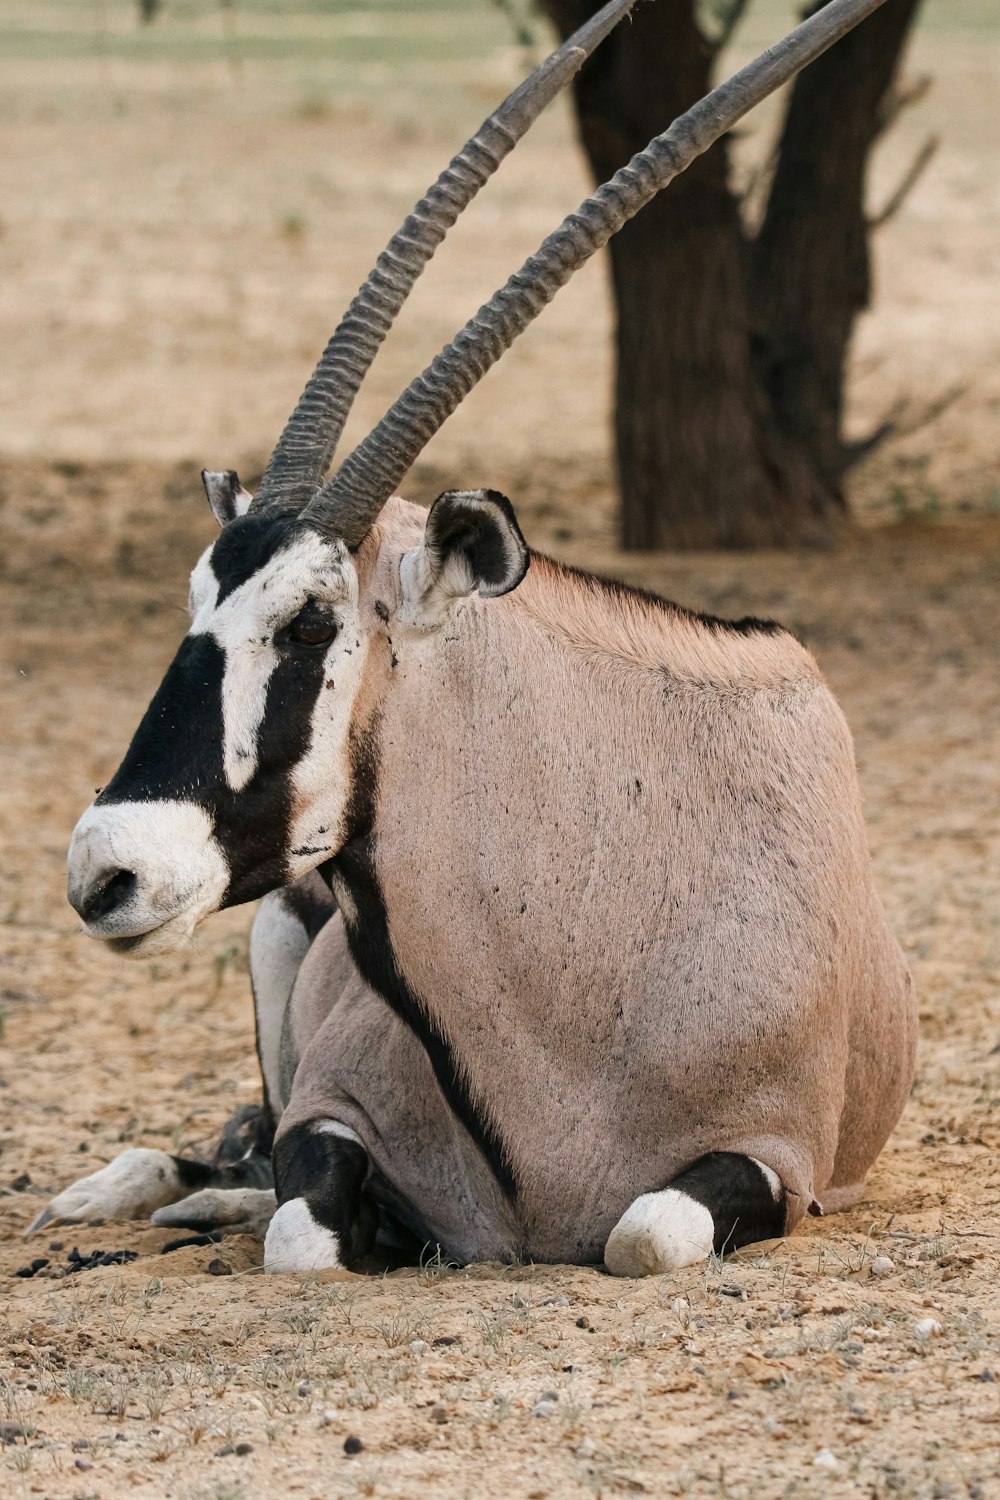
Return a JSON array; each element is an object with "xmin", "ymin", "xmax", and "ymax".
[{"xmin": 2, "ymin": 3, "xmax": 1000, "ymax": 1498}]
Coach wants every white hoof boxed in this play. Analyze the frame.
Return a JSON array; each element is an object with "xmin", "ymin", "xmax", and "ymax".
[
  {"xmin": 26, "ymin": 1149, "xmax": 185, "ymax": 1235},
  {"xmin": 264, "ymin": 1197, "xmax": 342, "ymax": 1273},
  {"xmin": 604, "ymin": 1189, "xmax": 715, "ymax": 1276},
  {"xmin": 152, "ymin": 1187, "xmax": 276, "ymax": 1240}
]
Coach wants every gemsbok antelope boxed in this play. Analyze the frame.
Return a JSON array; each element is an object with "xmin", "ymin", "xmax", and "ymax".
[{"xmin": 34, "ymin": 0, "xmax": 916, "ymax": 1275}]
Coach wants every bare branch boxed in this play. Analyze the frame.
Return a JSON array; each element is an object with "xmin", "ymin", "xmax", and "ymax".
[
  {"xmin": 877, "ymin": 71, "xmax": 932, "ymax": 136},
  {"xmin": 844, "ymin": 381, "xmax": 966, "ymax": 469},
  {"xmin": 868, "ymin": 133, "xmax": 939, "ymax": 229}
]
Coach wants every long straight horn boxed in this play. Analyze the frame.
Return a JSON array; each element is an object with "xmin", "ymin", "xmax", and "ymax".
[
  {"xmin": 252, "ymin": 0, "xmax": 639, "ymax": 512},
  {"xmin": 304, "ymin": 0, "xmax": 892, "ymax": 544}
]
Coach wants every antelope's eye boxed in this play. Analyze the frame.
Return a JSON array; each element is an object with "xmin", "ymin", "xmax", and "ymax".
[{"xmin": 288, "ymin": 612, "xmax": 337, "ymax": 647}]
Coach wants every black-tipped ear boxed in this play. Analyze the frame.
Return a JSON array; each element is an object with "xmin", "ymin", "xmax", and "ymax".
[
  {"xmin": 399, "ymin": 489, "xmax": 529, "ymax": 629},
  {"xmin": 201, "ymin": 469, "xmax": 254, "ymax": 528},
  {"xmin": 424, "ymin": 489, "xmax": 529, "ymax": 599}
]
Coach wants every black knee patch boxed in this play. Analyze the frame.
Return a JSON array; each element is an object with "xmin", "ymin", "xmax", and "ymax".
[
  {"xmin": 273, "ymin": 1124, "xmax": 373, "ymax": 1265},
  {"xmin": 670, "ymin": 1152, "xmax": 787, "ymax": 1255}
]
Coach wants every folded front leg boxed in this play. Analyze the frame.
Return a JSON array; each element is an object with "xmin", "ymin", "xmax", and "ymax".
[
  {"xmin": 264, "ymin": 1121, "xmax": 375, "ymax": 1273},
  {"xmin": 26, "ymin": 1149, "xmax": 208, "ymax": 1235},
  {"xmin": 152, "ymin": 1187, "xmax": 277, "ymax": 1239}
]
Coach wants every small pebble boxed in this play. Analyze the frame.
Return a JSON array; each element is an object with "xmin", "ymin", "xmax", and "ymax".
[
  {"xmin": 671, "ymin": 1296, "xmax": 691, "ymax": 1326},
  {"xmin": 215, "ymin": 1444, "xmax": 235, "ymax": 1457},
  {"xmin": 978, "ymin": 1368, "xmax": 995, "ymax": 1382},
  {"xmin": 409, "ymin": 1339, "xmax": 429, "ymax": 1355},
  {"xmin": 915, "ymin": 1317, "xmax": 942, "ymax": 1339},
  {"xmin": 0, "ymin": 1421, "xmax": 35, "ymax": 1441},
  {"xmin": 870, "ymin": 1255, "xmax": 895, "ymax": 1278},
  {"xmin": 532, "ymin": 1399, "xmax": 558, "ymax": 1419},
  {"xmin": 430, "ymin": 1404, "xmax": 448, "ymax": 1424},
  {"xmin": 319, "ymin": 1410, "xmax": 338, "ymax": 1428},
  {"xmin": 541, "ymin": 1295, "xmax": 569, "ymax": 1307},
  {"xmin": 72, "ymin": 1438, "xmax": 90, "ymax": 1452},
  {"xmin": 297, "ymin": 1381, "xmax": 313, "ymax": 1397},
  {"xmin": 344, "ymin": 1434, "xmax": 364, "ymax": 1455},
  {"xmin": 74, "ymin": 1458, "xmax": 94, "ymax": 1472},
  {"xmin": 576, "ymin": 1439, "xmax": 596, "ymax": 1459},
  {"xmin": 207, "ymin": 1258, "xmax": 232, "ymax": 1277},
  {"xmin": 576, "ymin": 1315, "xmax": 590, "ymax": 1330},
  {"xmin": 813, "ymin": 1449, "xmax": 839, "ymax": 1472},
  {"xmin": 234, "ymin": 1442, "xmax": 253, "ymax": 1456}
]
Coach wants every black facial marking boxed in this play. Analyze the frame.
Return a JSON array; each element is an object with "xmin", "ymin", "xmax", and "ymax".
[
  {"xmin": 97, "ymin": 519, "xmax": 332, "ymax": 907},
  {"xmin": 208, "ymin": 511, "xmax": 304, "ymax": 606},
  {"xmin": 217, "ymin": 643, "xmax": 329, "ymax": 907},
  {"xmin": 667, "ymin": 1152, "xmax": 787, "ymax": 1255},
  {"xmin": 325, "ymin": 715, "xmax": 519, "ymax": 1204},
  {"xmin": 273, "ymin": 1123, "xmax": 375, "ymax": 1265},
  {"xmin": 98, "ymin": 635, "xmax": 227, "ymax": 805}
]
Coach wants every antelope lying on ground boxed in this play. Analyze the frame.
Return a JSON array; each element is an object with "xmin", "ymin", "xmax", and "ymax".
[{"xmin": 35, "ymin": 0, "xmax": 916, "ymax": 1275}]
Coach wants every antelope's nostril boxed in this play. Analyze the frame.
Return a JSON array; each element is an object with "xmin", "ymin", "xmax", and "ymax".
[{"xmin": 79, "ymin": 869, "xmax": 138, "ymax": 925}]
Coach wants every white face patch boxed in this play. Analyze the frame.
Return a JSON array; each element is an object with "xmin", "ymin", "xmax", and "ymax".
[
  {"xmin": 191, "ymin": 531, "xmax": 353, "ymax": 793},
  {"xmin": 68, "ymin": 799, "xmax": 230, "ymax": 955},
  {"xmin": 188, "ymin": 543, "xmax": 219, "ymax": 624},
  {"xmin": 285, "ymin": 620, "xmax": 371, "ymax": 880}
]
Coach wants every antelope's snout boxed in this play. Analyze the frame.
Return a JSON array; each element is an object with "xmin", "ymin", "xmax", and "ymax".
[{"xmin": 68, "ymin": 800, "xmax": 229, "ymax": 955}]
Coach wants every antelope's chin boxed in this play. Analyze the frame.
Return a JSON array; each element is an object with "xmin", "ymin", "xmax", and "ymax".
[{"xmin": 84, "ymin": 904, "xmax": 206, "ymax": 959}]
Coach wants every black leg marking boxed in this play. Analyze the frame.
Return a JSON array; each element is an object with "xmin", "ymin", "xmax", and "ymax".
[
  {"xmin": 172, "ymin": 1103, "xmax": 275, "ymax": 1194},
  {"xmin": 273, "ymin": 1124, "xmax": 374, "ymax": 1266},
  {"xmin": 669, "ymin": 1153, "xmax": 787, "ymax": 1255}
]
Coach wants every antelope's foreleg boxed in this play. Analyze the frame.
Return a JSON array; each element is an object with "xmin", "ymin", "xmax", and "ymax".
[{"xmin": 264, "ymin": 1120, "xmax": 375, "ymax": 1273}]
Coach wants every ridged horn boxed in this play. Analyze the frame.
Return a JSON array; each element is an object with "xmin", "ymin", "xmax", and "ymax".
[
  {"xmin": 252, "ymin": 0, "xmax": 639, "ymax": 512},
  {"xmin": 304, "ymin": 0, "xmax": 891, "ymax": 545}
]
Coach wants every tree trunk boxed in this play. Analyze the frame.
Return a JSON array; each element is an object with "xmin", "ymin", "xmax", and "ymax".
[
  {"xmin": 751, "ymin": 0, "xmax": 923, "ymax": 495},
  {"xmin": 542, "ymin": 0, "xmax": 920, "ymax": 550}
]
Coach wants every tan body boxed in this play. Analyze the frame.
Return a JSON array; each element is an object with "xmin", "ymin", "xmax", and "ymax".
[{"xmin": 266, "ymin": 500, "xmax": 916, "ymax": 1264}]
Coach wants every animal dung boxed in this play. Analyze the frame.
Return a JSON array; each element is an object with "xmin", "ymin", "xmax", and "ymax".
[{"xmin": 14, "ymin": 1247, "xmax": 138, "ymax": 1278}]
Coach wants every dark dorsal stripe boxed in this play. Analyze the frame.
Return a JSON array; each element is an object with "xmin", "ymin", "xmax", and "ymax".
[
  {"xmin": 324, "ymin": 715, "xmax": 519, "ymax": 1204},
  {"xmin": 542, "ymin": 553, "xmax": 786, "ymax": 638}
]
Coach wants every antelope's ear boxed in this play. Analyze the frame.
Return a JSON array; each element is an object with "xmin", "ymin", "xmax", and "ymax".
[
  {"xmin": 201, "ymin": 469, "xmax": 254, "ymax": 528},
  {"xmin": 399, "ymin": 489, "xmax": 529, "ymax": 627}
]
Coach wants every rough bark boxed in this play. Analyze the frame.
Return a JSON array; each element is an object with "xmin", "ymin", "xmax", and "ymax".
[
  {"xmin": 542, "ymin": 0, "xmax": 920, "ymax": 550},
  {"xmin": 750, "ymin": 0, "xmax": 923, "ymax": 496}
]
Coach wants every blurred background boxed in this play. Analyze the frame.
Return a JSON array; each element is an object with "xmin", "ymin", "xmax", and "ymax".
[{"xmin": 1, "ymin": 0, "xmax": 997, "ymax": 549}]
